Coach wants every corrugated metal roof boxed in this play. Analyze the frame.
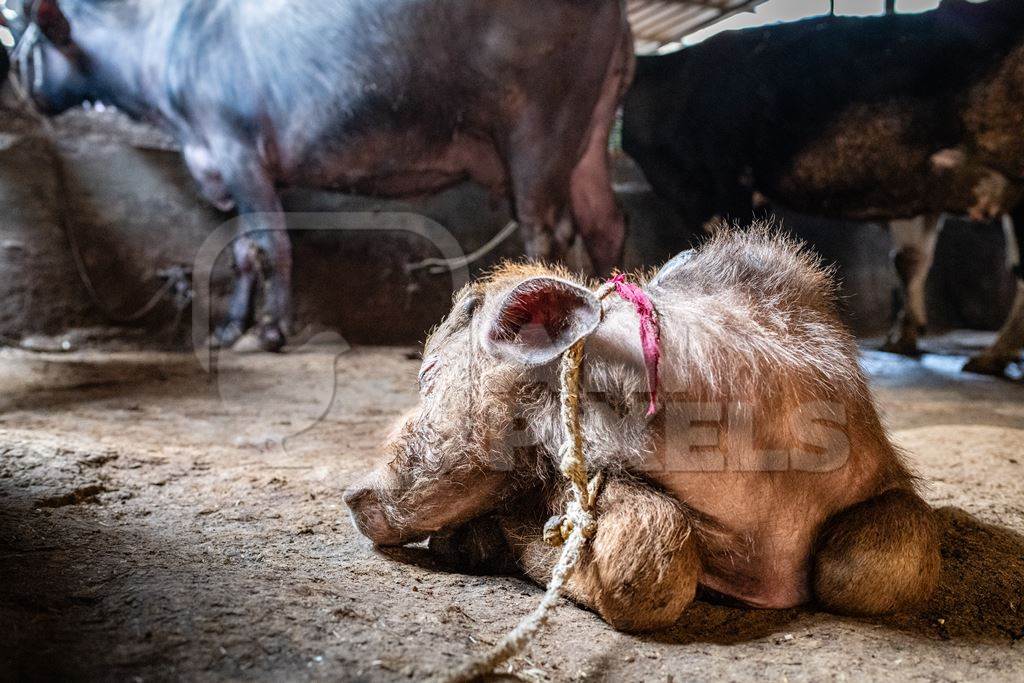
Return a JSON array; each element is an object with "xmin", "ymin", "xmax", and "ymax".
[{"xmin": 629, "ymin": 0, "xmax": 768, "ymax": 52}]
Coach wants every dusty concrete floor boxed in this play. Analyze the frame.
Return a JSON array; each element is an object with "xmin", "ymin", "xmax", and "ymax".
[{"xmin": 0, "ymin": 336, "xmax": 1021, "ymax": 682}]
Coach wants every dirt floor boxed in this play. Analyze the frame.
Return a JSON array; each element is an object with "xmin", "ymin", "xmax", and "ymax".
[{"xmin": 0, "ymin": 333, "xmax": 1022, "ymax": 682}]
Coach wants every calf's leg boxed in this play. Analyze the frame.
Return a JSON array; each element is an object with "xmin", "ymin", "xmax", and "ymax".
[
  {"xmin": 812, "ymin": 488, "xmax": 940, "ymax": 616},
  {"xmin": 428, "ymin": 515, "xmax": 519, "ymax": 575},
  {"xmin": 503, "ymin": 478, "xmax": 700, "ymax": 632},
  {"xmin": 964, "ymin": 212, "xmax": 1024, "ymax": 376},
  {"xmin": 883, "ymin": 215, "xmax": 942, "ymax": 356}
]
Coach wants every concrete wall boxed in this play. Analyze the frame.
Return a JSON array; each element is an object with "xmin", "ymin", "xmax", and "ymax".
[
  {"xmin": 0, "ymin": 110, "xmax": 1016, "ymax": 346},
  {"xmin": 0, "ymin": 132, "xmax": 96, "ymax": 337}
]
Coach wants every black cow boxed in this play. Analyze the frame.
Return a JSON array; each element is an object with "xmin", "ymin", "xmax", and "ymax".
[
  {"xmin": 623, "ymin": 0, "xmax": 1024, "ymax": 376},
  {"xmin": 19, "ymin": 0, "xmax": 633, "ymax": 350}
]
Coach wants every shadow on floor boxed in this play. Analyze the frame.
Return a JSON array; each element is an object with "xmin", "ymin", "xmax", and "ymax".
[
  {"xmin": 0, "ymin": 481, "xmax": 331, "ymax": 680},
  {"xmin": 652, "ymin": 507, "xmax": 1023, "ymax": 645},
  {"xmin": 388, "ymin": 507, "xmax": 1024, "ymax": 646}
]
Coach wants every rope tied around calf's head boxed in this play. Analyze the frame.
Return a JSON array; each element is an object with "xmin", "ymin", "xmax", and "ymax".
[{"xmin": 443, "ymin": 275, "xmax": 661, "ymax": 683}]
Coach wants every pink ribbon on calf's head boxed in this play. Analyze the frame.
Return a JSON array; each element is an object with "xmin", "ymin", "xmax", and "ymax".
[{"xmin": 605, "ymin": 274, "xmax": 661, "ymax": 417}]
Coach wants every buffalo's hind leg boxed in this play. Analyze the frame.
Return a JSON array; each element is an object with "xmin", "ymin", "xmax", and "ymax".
[
  {"xmin": 214, "ymin": 239, "xmax": 258, "ymax": 348},
  {"xmin": 813, "ymin": 488, "xmax": 940, "ymax": 616},
  {"xmin": 504, "ymin": 478, "xmax": 700, "ymax": 632},
  {"xmin": 506, "ymin": 112, "xmax": 582, "ymax": 272},
  {"xmin": 217, "ymin": 148, "xmax": 292, "ymax": 352},
  {"xmin": 506, "ymin": 22, "xmax": 632, "ymax": 276},
  {"xmin": 569, "ymin": 28, "xmax": 633, "ymax": 276}
]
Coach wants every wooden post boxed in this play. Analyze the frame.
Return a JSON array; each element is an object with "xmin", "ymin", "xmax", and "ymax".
[{"xmin": 885, "ymin": 0, "xmax": 896, "ymax": 14}]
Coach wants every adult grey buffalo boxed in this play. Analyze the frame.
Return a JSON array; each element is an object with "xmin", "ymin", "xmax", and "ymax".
[{"xmin": 20, "ymin": 0, "xmax": 633, "ymax": 350}]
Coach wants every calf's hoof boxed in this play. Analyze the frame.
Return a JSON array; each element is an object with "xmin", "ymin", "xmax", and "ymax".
[
  {"xmin": 963, "ymin": 354, "xmax": 1011, "ymax": 377},
  {"xmin": 880, "ymin": 336, "xmax": 921, "ymax": 357}
]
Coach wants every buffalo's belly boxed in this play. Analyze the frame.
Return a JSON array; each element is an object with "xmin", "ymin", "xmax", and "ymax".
[{"xmin": 281, "ymin": 128, "xmax": 507, "ymax": 199}]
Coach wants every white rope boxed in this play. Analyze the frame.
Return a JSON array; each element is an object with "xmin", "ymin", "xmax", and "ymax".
[{"xmin": 406, "ymin": 221, "xmax": 521, "ymax": 276}]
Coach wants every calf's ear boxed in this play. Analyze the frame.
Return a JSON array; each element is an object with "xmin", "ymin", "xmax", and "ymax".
[
  {"xmin": 30, "ymin": 0, "xmax": 73, "ymax": 46},
  {"xmin": 483, "ymin": 277, "xmax": 601, "ymax": 366}
]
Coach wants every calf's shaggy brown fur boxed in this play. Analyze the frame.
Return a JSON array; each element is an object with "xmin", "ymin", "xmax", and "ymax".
[{"xmin": 346, "ymin": 228, "xmax": 940, "ymax": 631}]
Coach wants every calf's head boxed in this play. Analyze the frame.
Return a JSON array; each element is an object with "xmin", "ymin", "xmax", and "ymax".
[{"xmin": 345, "ymin": 268, "xmax": 603, "ymax": 546}]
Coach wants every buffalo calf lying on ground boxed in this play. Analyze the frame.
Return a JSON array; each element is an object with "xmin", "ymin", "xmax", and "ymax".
[
  {"xmin": 347, "ymin": 229, "xmax": 940, "ymax": 631},
  {"xmin": 623, "ymin": 0, "xmax": 1024, "ymax": 375}
]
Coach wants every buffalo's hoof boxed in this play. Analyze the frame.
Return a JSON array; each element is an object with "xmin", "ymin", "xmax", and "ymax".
[
  {"xmin": 963, "ymin": 355, "xmax": 1010, "ymax": 377},
  {"xmin": 256, "ymin": 322, "xmax": 287, "ymax": 353},
  {"xmin": 880, "ymin": 337, "xmax": 922, "ymax": 357},
  {"xmin": 213, "ymin": 320, "xmax": 246, "ymax": 349}
]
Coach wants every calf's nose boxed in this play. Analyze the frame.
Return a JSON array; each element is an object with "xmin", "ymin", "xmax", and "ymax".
[{"xmin": 344, "ymin": 484, "xmax": 404, "ymax": 547}]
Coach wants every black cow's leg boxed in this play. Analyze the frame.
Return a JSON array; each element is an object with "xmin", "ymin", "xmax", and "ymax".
[
  {"xmin": 220, "ymin": 152, "xmax": 292, "ymax": 352},
  {"xmin": 632, "ymin": 153, "xmax": 718, "ymax": 240},
  {"xmin": 964, "ymin": 212, "xmax": 1024, "ymax": 375},
  {"xmin": 882, "ymin": 214, "xmax": 942, "ymax": 356}
]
